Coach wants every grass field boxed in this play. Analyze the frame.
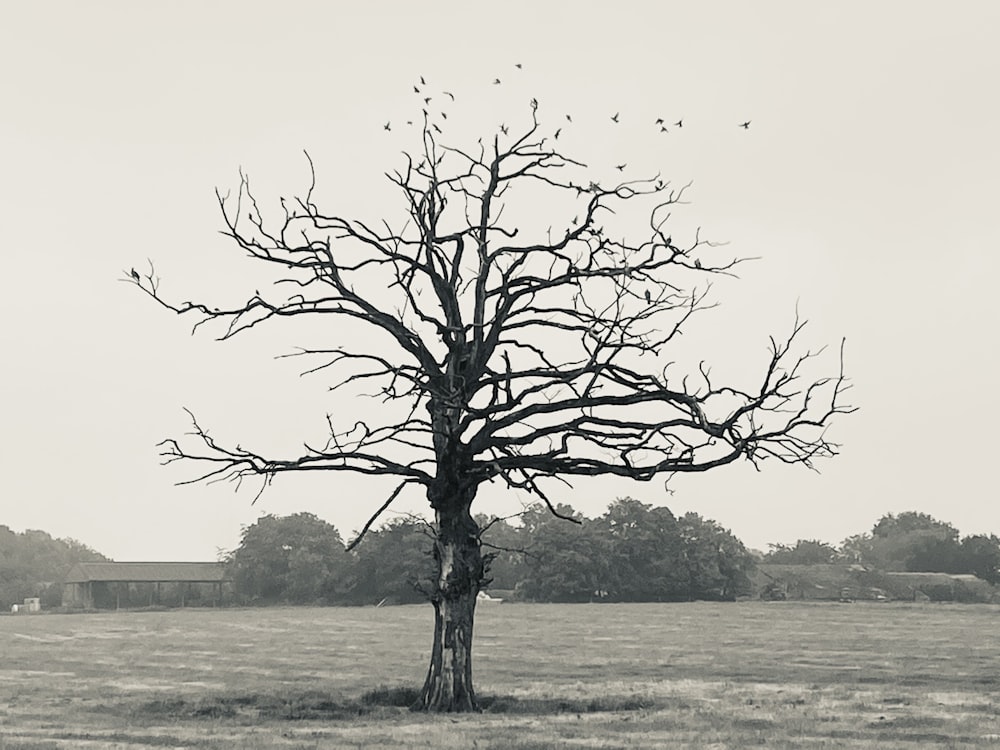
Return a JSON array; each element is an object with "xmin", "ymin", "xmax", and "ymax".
[{"xmin": 2, "ymin": 602, "xmax": 999, "ymax": 749}]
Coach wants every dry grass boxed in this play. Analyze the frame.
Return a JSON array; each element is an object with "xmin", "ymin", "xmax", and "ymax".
[{"xmin": 2, "ymin": 601, "xmax": 999, "ymax": 748}]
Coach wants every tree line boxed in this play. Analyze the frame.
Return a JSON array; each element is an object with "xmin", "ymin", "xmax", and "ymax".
[
  {"xmin": 3, "ymin": 508, "xmax": 997, "ymax": 612},
  {"xmin": 226, "ymin": 506, "xmax": 1000, "ymax": 606},
  {"xmin": 763, "ymin": 511, "xmax": 1000, "ymax": 584},
  {"xmin": 0, "ymin": 525, "xmax": 107, "ymax": 610},
  {"xmin": 224, "ymin": 500, "xmax": 757, "ymax": 606}
]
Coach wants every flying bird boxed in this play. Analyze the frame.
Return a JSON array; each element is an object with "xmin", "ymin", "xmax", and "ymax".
[
  {"xmin": 515, "ymin": 63, "xmax": 522, "ymax": 69},
  {"xmin": 384, "ymin": 122, "xmax": 391, "ymax": 131},
  {"xmin": 554, "ymin": 128, "xmax": 561, "ymax": 139},
  {"xmin": 420, "ymin": 75, "xmax": 426, "ymax": 85},
  {"xmin": 739, "ymin": 121, "xmax": 751, "ymax": 129},
  {"xmin": 566, "ymin": 114, "xmax": 573, "ymax": 122},
  {"xmin": 655, "ymin": 118, "xmax": 664, "ymax": 125},
  {"xmin": 615, "ymin": 163, "xmax": 626, "ymax": 171},
  {"xmin": 424, "ymin": 96, "xmax": 432, "ymax": 104},
  {"xmin": 413, "ymin": 85, "xmax": 420, "ymax": 93},
  {"xmin": 493, "ymin": 78, "xmax": 501, "ymax": 85},
  {"xmin": 611, "ymin": 112, "xmax": 620, "ymax": 123},
  {"xmin": 660, "ymin": 125, "xmax": 668, "ymax": 133},
  {"xmin": 441, "ymin": 112, "xmax": 447, "ymax": 120},
  {"xmin": 432, "ymin": 123, "xmax": 442, "ymax": 133},
  {"xmin": 444, "ymin": 91, "xmax": 455, "ymax": 101},
  {"xmin": 674, "ymin": 119, "xmax": 683, "ymax": 128},
  {"xmin": 500, "ymin": 123, "xmax": 509, "ymax": 135}
]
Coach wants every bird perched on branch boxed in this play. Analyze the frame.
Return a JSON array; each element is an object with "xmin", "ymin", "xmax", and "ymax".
[
  {"xmin": 129, "ymin": 268, "xmax": 139, "ymax": 282},
  {"xmin": 644, "ymin": 290, "xmax": 651, "ymax": 303}
]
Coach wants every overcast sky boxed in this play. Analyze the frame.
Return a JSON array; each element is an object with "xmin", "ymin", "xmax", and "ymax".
[{"xmin": 2, "ymin": 2, "xmax": 998, "ymax": 561}]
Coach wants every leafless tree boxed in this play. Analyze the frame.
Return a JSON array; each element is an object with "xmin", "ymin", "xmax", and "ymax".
[{"xmin": 127, "ymin": 101, "xmax": 852, "ymax": 712}]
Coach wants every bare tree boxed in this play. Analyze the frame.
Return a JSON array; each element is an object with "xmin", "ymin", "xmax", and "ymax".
[{"xmin": 127, "ymin": 100, "xmax": 852, "ymax": 712}]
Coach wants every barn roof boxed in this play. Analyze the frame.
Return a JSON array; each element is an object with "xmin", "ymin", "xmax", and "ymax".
[{"xmin": 64, "ymin": 562, "xmax": 228, "ymax": 584}]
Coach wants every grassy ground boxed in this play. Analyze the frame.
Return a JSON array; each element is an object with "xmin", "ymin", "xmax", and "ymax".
[{"xmin": 2, "ymin": 601, "xmax": 999, "ymax": 748}]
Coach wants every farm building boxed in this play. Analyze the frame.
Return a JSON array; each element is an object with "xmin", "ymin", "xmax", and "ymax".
[{"xmin": 62, "ymin": 562, "xmax": 230, "ymax": 609}]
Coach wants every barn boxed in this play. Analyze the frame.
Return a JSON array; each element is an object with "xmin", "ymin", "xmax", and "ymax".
[{"xmin": 62, "ymin": 562, "xmax": 229, "ymax": 609}]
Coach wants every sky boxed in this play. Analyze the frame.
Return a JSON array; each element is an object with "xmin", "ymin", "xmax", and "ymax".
[{"xmin": 1, "ymin": 2, "xmax": 998, "ymax": 561}]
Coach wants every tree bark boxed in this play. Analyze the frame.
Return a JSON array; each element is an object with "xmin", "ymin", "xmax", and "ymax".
[{"xmin": 417, "ymin": 502, "xmax": 484, "ymax": 712}]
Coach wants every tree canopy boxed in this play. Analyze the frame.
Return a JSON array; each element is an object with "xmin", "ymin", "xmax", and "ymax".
[
  {"xmin": 225, "ymin": 512, "xmax": 350, "ymax": 605},
  {"xmin": 764, "ymin": 539, "xmax": 837, "ymax": 565},
  {"xmin": 132, "ymin": 106, "xmax": 852, "ymax": 530},
  {"xmin": 514, "ymin": 499, "xmax": 754, "ymax": 602}
]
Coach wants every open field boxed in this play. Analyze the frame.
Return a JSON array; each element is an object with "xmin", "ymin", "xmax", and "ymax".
[{"xmin": 2, "ymin": 602, "xmax": 999, "ymax": 749}]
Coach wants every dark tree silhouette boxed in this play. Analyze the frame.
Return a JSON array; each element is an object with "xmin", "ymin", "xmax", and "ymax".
[{"xmin": 126, "ymin": 96, "xmax": 852, "ymax": 711}]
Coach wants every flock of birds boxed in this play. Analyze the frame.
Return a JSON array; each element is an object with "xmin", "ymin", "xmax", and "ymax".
[{"xmin": 383, "ymin": 63, "xmax": 752, "ymax": 138}]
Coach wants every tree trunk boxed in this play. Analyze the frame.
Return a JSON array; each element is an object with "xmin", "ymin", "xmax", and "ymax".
[{"xmin": 417, "ymin": 504, "xmax": 484, "ymax": 712}]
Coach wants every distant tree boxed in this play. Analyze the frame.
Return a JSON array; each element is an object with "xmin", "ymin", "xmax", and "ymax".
[
  {"xmin": 345, "ymin": 518, "xmax": 435, "ymax": 604},
  {"xmin": 677, "ymin": 512, "xmax": 756, "ymax": 600},
  {"xmin": 602, "ymin": 498, "xmax": 687, "ymax": 601},
  {"xmin": 131, "ymin": 87, "xmax": 852, "ymax": 710},
  {"xmin": 959, "ymin": 534, "xmax": 1000, "ymax": 585},
  {"xmin": 764, "ymin": 539, "xmax": 837, "ymax": 565},
  {"xmin": 516, "ymin": 504, "xmax": 610, "ymax": 602},
  {"xmin": 837, "ymin": 533, "xmax": 874, "ymax": 563},
  {"xmin": 867, "ymin": 512, "xmax": 960, "ymax": 571},
  {"xmin": 516, "ymin": 500, "xmax": 754, "ymax": 602},
  {"xmin": 0, "ymin": 526, "xmax": 108, "ymax": 609},
  {"xmin": 904, "ymin": 535, "xmax": 966, "ymax": 574},
  {"xmin": 227, "ymin": 513, "xmax": 349, "ymax": 604},
  {"xmin": 872, "ymin": 512, "xmax": 958, "ymax": 540}
]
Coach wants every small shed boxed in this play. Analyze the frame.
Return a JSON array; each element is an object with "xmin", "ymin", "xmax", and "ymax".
[{"xmin": 63, "ymin": 562, "xmax": 229, "ymax": 609}]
